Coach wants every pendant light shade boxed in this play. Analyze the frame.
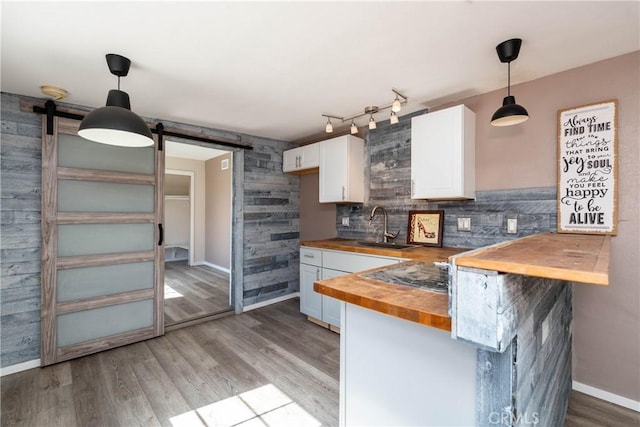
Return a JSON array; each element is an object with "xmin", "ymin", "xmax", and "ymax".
[
  {"xmin": 491, "ymin": 95, "xmax": 529, "ymax": 127},
  {"xmin": 79, "ymin": 54, "xmax": 154, "ymax": 147},
  {"xmin": 491, "ymin": 38, "xmax": 529, "ymax": 127}
]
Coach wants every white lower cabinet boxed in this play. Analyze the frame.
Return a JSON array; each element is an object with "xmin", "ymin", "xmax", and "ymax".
[
  {"xmin": 300, "ymin": 263, "xmax": 322, "ymax": 319},
  {"xmin": 321, "ymin": 268, "xmax": 347, "ymax": 328},
  {"xmin": 300, "ymin": 247, "xmax": 404, "ymax": 330},
  {"xmin": 300, "ymin": 248, "xmax": 322, "ymax": 319}
]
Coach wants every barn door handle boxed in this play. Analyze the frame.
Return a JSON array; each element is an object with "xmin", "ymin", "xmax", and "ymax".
[{"xmin": 158, "ymin": 224, "xmax": 164, "ymax": 246}]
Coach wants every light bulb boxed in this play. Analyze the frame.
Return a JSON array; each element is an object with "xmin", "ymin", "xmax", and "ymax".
[
  {"xmin": 350, "ymin": 121, "xmax": 358, "ymax": 134},
  {"xmin": 392, "ymin": 96, "xmax": 402, "ymax": 113},
  {"xmin": 390, "ymin": 111, "xmax": 399, "ymax": 124},
  {"xmin": 325, "ymin": 118, "xmax": 333, "ymax": 133},
  {"xmin": 368, "ymin": 115, "xmax": 377, "ymax": 130}
]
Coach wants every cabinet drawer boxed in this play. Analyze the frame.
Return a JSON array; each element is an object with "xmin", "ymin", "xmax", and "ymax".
[
  {"xmin": 300, "ymin": 247, "xmax": 322, "ymax": 267},
  {"xmin": 323, "ymin": 250, "xmax": 399, "ymax": 273}
]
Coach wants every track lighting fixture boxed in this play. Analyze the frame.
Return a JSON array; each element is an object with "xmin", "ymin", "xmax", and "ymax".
[
  {"xmin": 79, "ymin": 54, "xmax": 154, "ymax": 147},
  {"xmin": 321, "ymin": 89, "xmax": 407, "ymax": 133},
  {"xmin": 325, "ymin": 117, "xmax": 334, "ymax": 133},
  {"xmin": 350, "ymin": 120, "xmax": 358, "ymax": 134},
  {"xmin": 491, "ymin": 38, "xmax": 529, "ymax": 127}
]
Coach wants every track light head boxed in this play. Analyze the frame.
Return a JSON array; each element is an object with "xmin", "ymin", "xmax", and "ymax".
[
  {"xmin": 390, "ymin": 111, "xmax": 399, "ymax": 124},
  {"xmin": 325, "ymin": 117, "xmax": 334, "ymax": 133},
  {"xmin": 368, "ymin": 115, "xmax": 377, "ymax": 130},
  {"xmin": 350, "ymin": 121, "xmax": 358, "ymax": 134},
  {"xmin": 392, "ymin": 96, "xmax": 402, "ymax": 113}
]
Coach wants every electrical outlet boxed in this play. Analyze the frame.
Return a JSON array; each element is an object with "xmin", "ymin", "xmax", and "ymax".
[
  {"xmin": 341, "ymin": 216, "xmax": 350, "ymax": 227},
  {"xmin": 507, "ymin": 218, "xmax": 518, "ymax": 234},
  {"xmin": 457, "ymin": 217, "xmax": 471, "ymax": 231}
]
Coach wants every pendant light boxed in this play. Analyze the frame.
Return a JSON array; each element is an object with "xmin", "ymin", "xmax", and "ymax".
[
  {"xmin": 79, "ymin": 54, "xmax": 154, "ymax": 147},
  {"xmin": 491, "ymin": 38, "xmax": 529, "ymax": 127}
]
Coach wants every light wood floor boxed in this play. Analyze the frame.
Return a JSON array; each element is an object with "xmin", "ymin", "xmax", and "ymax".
[
  {"xmin": 164, "ymin": 261, "xmax": 232, "ymax": 326},
  {"xmin": 1, "ymin": 299, "xmax": 638, "ymax": 427}
]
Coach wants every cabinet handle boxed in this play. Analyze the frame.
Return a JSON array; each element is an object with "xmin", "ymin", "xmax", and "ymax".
[
  {"xmin": 297, "ymin": 155, "xmax": 301, "ymax": 168},
  {"xmin": 316, "ymin": 268, "xmax": 320, "ymax": 280},
  {"xmin": 303, "ymin": 254, "xmax": 314, "ymax": 258},
  {"xmin": 342, "ymin": 186, "xmax": 345, "ymax": 200}
]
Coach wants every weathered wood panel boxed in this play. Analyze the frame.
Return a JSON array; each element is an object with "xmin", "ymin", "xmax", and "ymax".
[
  {"xmin": 450, "ymin": 261, "xmax": 573, "ymax": 427},
  {"xmin": 1, "ymin": 93, "xmax": 45, "ymax": 369}
]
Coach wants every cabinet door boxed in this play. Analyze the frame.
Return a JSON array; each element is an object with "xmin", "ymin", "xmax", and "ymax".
[
  {"xmin": 283, "ymin": 147, "xmax": 300, "ymax": 172},
  {"xmin": 300, "ymin": 143, "xmax": 319, "ymax": 169},
  {"xmin": 300, "ymin": 263, "xmax": 322, "ymax": 319},
  {"xmin": 322, "ymin": 267, "xmax": 347, "ymax": 328},
  {"xmin": 319, "ymin": 136, "xmax": 364, "ymax": 203},
  {"xmin": 411, "ymin": 105, "xmax": 475, "ymax": 199}
]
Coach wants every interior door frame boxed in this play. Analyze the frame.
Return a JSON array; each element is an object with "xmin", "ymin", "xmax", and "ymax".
[{"xmin": 40, "ymin": 116, "xmax": 164, "ymax": 365}]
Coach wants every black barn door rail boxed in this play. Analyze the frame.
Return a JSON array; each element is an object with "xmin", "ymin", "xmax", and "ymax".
[{"xmin": 32, "ymin": 100, "xmax": 253, "ymax": 151}]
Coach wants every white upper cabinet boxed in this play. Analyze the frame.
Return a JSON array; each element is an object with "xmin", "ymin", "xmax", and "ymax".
[
  {"xmin": 319, "ymin": 135, "xmax": 364, "ymax": 203},
  {"xmin": 411, "ymin": 105, "xmax": 476, "ymax": 200},
  {"xmin": 283, "ymin": 143, "xmax": 320, "ymax": 173}
]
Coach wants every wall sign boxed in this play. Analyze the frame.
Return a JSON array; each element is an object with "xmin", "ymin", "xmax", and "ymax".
[{"xmin": 557, "ymin": 100, "xmax": 617, "ymax": 235}]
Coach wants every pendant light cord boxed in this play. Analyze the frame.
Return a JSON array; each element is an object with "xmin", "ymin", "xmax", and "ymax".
[
  {"xmin": 507, "ymin": 62, "xmax": 511, "ymax": 97},
  {"xmin": 117, "ymin": 75, "xmax": 121, "ymax": 91}
]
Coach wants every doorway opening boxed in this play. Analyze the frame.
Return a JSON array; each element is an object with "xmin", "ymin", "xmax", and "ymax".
[{"xmin": 164, "ymin": 140, "xmax": 234, "ymax": 328}]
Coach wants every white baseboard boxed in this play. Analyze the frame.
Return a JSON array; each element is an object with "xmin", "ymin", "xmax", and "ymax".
[
  {"xmin": 243, "ymin": 292, "xmax": 300, "ymax": 313},
  {"xmin": 573, "ymin": 381, "xmax": 640, "ymax": 412},
  {"xmin": 201, "ymin": 261, "xmax": 231, "ymax": 274},
  {"xmin": 1, "ymin": 359, "xmax": 40, "ymax": 377}
]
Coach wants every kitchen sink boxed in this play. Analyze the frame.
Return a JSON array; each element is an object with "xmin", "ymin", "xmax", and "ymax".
[{"xmin": 357, "ymin": 241, "xmax": 417, "ymax": 249}]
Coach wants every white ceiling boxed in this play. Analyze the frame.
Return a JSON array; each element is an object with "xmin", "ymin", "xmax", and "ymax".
[{"xmin": 2, "ymin": 1, "xmax": 638, "ymax": 142}]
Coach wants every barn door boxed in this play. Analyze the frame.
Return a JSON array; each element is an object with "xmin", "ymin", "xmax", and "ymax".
[{"xmin": 40, "ymin": 117, "xmax": 164, "ymax": 366}]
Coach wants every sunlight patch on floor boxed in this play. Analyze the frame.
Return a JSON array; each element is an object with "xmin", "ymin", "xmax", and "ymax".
[
  {"xmin": 164, "ymin": 284, "xmax": 184, "ymax": 299},
  {"xmin": 169, "ymin": 384, "xmax": 322, "ymax": 427}
]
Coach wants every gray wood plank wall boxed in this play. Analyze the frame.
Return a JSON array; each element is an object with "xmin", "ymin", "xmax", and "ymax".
[
  {"xmin": 0, "ymin": 92, "xmax": 300, "ymax": 368},
  {"xmin": 335, "ymin": 113, "xmax": 556, "ymax": 249}
]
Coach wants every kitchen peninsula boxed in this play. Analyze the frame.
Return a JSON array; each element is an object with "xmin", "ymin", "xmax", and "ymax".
[{"xmin": 311, "ymin": 232, "xmax": 610, "ymax": 427}]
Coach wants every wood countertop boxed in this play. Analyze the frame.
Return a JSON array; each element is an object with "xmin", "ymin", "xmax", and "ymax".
[
  {"xmin": 308, "ymin": 233, "xmax": 610, "ymax": 333},
  {"xmin": 301, "ymin": 238, "xmax": 466, "ymax": 262},
  {"xmin": 306, "ymin": 239, "xmax": 469, "ymax": 331},
  {"xmin": 453, "ymin": 232, "xmax": 610, "ymax": 286},
  {"xmin": 314, "ymin": 271, "xmax": 453, "ymax": 332}
]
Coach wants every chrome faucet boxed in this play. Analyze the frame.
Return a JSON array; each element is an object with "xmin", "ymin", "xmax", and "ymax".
[{"xmin": 369, "ymin": 206, "xmax": 399, "ymax": 243}]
